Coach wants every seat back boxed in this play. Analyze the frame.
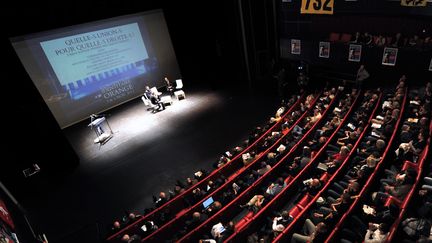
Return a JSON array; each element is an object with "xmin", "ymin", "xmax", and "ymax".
[
  {"xmin": 151, "ymin": 87, "xmax": 162, "ymax": 95},
  {"xmin": 175, "ymin": 79, "xmax": 183, "ymax": 89},
  {"xmin": 329, "ymin": 32, "xmax": 340, "ymax": 42},
  {"xmin": 340, "ymin": 33, "xmax": 352, "ymax": 43}
]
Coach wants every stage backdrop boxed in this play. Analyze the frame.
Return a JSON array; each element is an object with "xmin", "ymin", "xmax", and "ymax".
[{"xmin": 10, "ymin": 10, "xmax": 180, "ymax": 128}]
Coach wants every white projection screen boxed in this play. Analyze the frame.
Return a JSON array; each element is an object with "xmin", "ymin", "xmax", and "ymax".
[{"xmin": 10, "ymin": 10, "xmax": 180, "ymax": 128}]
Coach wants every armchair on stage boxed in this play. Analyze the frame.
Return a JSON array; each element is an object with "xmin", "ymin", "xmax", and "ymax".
[
  {"xmin": 88, "ymin": 115, "xmax": 113, "ymax": 145},
  {"xmin": 174, "ymin": 79, "xmax": 186, "ymax": 100}
]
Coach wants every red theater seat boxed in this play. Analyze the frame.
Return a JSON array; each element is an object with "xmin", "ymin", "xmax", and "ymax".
[
  {"xmin": 320, "ymin": 172, "xmax": 329, "ymax": 184},
  {"xmin": 235, "ymin": 211, "xmax": 255, "ymax": 229},
  {"xmin": 284, "ymin": 176, "xmax": 292, "ymax": 185},
  {"xmin": 297, "ymin": 194, "xmax": 311, "ymax": 209},
  {"xmin": 289, "ymin": 206, "xmax": 301, "ymax": 218},
  {"xmin": 340, "ymin": 33, "xmax": 352, "ymax": 43},
  {"xmin": 402, "ymin": 160, "xmax": 418, "ymax": 172},
  {"xmin": 384, "ymin": 195, "xmax": 402, "ymax": 208},
  {"xmin": 329, "ymin": 32, "xmax": 340, "ymax": 42}
]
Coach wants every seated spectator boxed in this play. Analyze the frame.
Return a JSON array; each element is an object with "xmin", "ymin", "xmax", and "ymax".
[
  {"xmin": 122, "ymin": 212, "xmax": 141, "ymax": 225},
  {"xmin": 204, "ymin": 201, "xmax": 222, "ymax": 216},
  {"xmin": 109, "ymin": 221, "xmax": 122, "ymax": 234},
  {"xmin": 325, "ymin": 146, "xmax": 350, "ymax": 172},
  {"xmin": 153, "ymin": 192, "xmax": 168, "ymax": 208},
  {"xmin": 121, "ymin": 234, "xmax": 141, "ymax": 243},
  {"xmin": 351, "ymin": 32, "xmax": 363, "ymax": 43},
  {"xmin": 360, "ymin": 139, "xmax": 385, "ymax": 157},
  {"xmin": 302, "ymin": 178, "xmax": 322, "ymax": 194},
  {"xmin": 401, "ymin": 217, "xmax": 431, "ymax": 241},
  {"xmin": 364, "ymin": 222, "xmax": 389, "ymax": 243},
  {"xmin": 272, "ymin": 211, "xmax": 293, "ymax": 236},
  {"xmin": 391, "ymin": 32, "xmax": 404, "ymax": 47},
  {"xmin": 187, "ymin": 177, "xmax": 199, "ymax": 186},
  {"xmin": 266, "ymin": 177, "xmax": 286, "ymax": 196},
  {"xmin": 291, "ymin": 219, "xmax": 327, "ymax": 243},
  {"xmin": 184, "ymin": 212, "xmax": 208, "ymax": 232},
  {"xmin": 206, "ymin": 180, "xmax": 216, "ymax": 192},
  {"xmin": 288, "ymin": 146, "xmax": 312, "ymax": 173},
  {"xmin": 256, "ymin": 161, "xmax": 272, "ymax": 176},
  {"xmin": 408, "ymin": 35, "xmax": 420, "ymax": 47},
  {"xmin": 337, "ymin": 131, "xmax": 358, "ymax": 147},
  {"xmin": 210, "ymin": 221, "xmax": 234, "ymax": 241},
  {"xmin": 305, "ymin": 109, "xmax": 322, "ymax": 129},
  {"xmin": 267, "ymin": 152, "xmax": 277, "ymax": 166},
  {"xmin": 360, "ymin": 154, "xmax": 380, "ymax": 175},
  {"xmin": 141, "ymin": 220, "xmax": 158, "ymax": 237},
  {"xmin": 242, "ymin": 151, "xmax": 256, "ymax": 166},
  {"xmin": 311, "ymin": 199, "xmax": 335, "ymax": 225},
  {"xmin": 408, "ymin": 132, "xmax": 427, "ymax": 156},
  {"xmin": 240, "ymin": 194, "xmax": 265, "ymax": 213},
  {"xmin": 374, "ymin": 35, "xmax": 386, "ymax": 46},
  {"xmin": 309, "ymin": 136, "xmax": 327, "ymax": 152},
  {"xmin": 363, "ymin": 32, "xmax": 373, "ymax": 45}
]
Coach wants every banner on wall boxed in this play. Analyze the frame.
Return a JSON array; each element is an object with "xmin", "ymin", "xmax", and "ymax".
[
  {"xmin": 401, "ymin": 0, "xmax": 427, "ymax": 7},
  {"xmin": 291, "ymin": 39, "xmax": 301, "ymax": 55},
  {"xmin": 319, "ymin": 41, "xmax": 330, "ymax": 58},
  {"xmin": 301, "ymin": 0, "xmax": 334, "ymax": 14},
  {"xmin": 382, "ymin": 47, "xmax": 398, "ymax": 66},
  {"xmin": 348, "ymin": 44, "xmax": 362, "ymax": 62}
]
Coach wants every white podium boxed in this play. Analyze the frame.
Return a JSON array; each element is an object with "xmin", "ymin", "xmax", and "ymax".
[{"xmin": 88, "ymin": 116, "xmax": 113, "ymax": 145}]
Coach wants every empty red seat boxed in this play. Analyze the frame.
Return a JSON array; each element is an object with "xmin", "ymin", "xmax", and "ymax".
[
  {"xmin": 298, "ymin": 194, "xmax": 311, "ymax": 209},
  {"xmin": 384, "ymin": 195, "xmax": 402, "ymax": 208},
  {"xmin": 329, "ymin": 32, "xmax": 340, "ymax": 42},
  {"xmin": 289, "ymin": 206, "xmax": 301, "ymax": 218},
  {"xmin": 284, "ymin": 176, "xmax": 292, "ymax": 185},
  {"xmin": 320, "ymin": 172, "xmax": 329, "ymax": 183},
  {"xmin": 176, "ymin": 209, "xmax": 187, "ymax": 217},
  {"xmin": 235, "ymin": 211, "xmax": 255, "ymax": 229},
  {"xmin": 402, "ymin": 160, "xmax": 418, "ymax": 172},
  {"xmin": 340, "ymin": 33, "xmax": 352, "ymax": 43},
  {"xmin": 235, "ymin": 219, "xmax": 247, "ymax": 230}
]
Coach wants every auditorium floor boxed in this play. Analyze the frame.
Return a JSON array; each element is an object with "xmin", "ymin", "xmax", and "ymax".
[{"xmin": 20, "ymin": 85, "xmax": 279, "ymax": 242}]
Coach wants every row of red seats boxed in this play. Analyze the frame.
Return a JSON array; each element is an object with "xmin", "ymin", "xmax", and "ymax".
[
  {"xmin": 272, "ymin": 91, "xmax": 383, "ymax": 243},
  {"xmin": 324, "ymin": 87, "xmax": 408, "ymax": 243},
  {"xmin": 106, "ymin": 94, "xmax": 306, "ymax": 241},
  {"xmin": 176, "ymin": 90, "xmax": 342, "ymax": 243},
  {"xmin": 384, "ymin": 120, "xmax": 432, "ymax": 242},
  {"xmin": 226, "ymin": 90, "xmax": 353, "ymax": 235},
  {"xmin": 224, "ymin": 89, "xmax": 369, "ymax": 242},
  {"xmin": 140, "ymin": 93, "xmax": 325, "ymax": 242}
]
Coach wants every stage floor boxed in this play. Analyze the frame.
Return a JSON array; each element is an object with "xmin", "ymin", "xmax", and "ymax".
[{"xmin": 22, "ymin": 87, "xmax": 279, "ymax": 242}]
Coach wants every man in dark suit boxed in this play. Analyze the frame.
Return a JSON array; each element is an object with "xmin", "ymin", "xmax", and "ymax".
[{"xmin": 150, "ymin": 93, "xmax": 165, "ymax": 111}]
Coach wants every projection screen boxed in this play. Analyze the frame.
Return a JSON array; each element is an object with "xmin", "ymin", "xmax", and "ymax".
[{"xmin": 10, "ymin": 10, "xmax": 180, "ymax": 128}]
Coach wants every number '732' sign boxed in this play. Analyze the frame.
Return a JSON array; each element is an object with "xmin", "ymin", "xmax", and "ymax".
[{"xmin": 301, "ymin": 0, "xmax": 334, "ymax": 15}]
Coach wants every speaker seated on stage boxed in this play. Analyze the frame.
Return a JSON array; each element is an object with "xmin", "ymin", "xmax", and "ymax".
[
  {"xmin": 149, "ymin": 93, "xmax": 165, "ymax": 112},
  {"xmin": 164, "ymin": 77, "xmax": 174, "ymax": 93}
]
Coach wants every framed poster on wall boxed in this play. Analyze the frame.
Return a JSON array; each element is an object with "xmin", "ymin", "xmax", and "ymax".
[
  {"xmin": 382, "ymin": 47, "xmax": 398, "ymax": 66},
  {"xmin": 319, "ymin": 41, "xmax": 330, "ymax": 58},
  {"xmin": 348, "ymin": 44, "xmax": 362, "ymax": 62},
  {"xmin": 291, "ymin": 39, "xmax": 301, "ymax": 55}
]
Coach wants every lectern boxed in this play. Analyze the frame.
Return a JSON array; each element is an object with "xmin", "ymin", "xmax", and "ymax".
[{"xmin": 88, "ymin": 116, "xmax": 113, "ymax": 145}]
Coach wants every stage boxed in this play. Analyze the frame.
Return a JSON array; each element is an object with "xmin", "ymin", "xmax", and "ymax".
[{"xmin": 22, "ymin": 87, "xmax": 279, "ymax": 242}]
